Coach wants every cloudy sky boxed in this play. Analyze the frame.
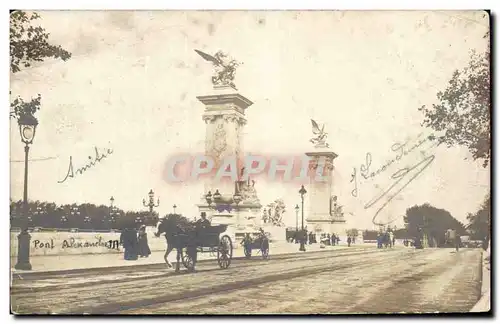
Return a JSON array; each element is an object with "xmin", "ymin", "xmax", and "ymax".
[{"xmin": 10, "ymin": 10, "xmax": 490, "ymax": 229}]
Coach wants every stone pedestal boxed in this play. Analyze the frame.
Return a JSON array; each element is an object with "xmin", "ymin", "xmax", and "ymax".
[
  {"xmin": 305, "ymin": 144, "xmax": 346, "ymax": 237},
  {"xmin": 14, "ymin": 230, "xmax": 32, "ymax": 270},
  {"xmin": 196, "ymin": 85, "xmax": 262, "ymax": 240}
]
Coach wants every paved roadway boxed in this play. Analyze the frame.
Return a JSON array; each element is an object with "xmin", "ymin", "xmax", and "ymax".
[{"xmin": 10, "ymin": 247, "xmax": 482, "ymax": 314}]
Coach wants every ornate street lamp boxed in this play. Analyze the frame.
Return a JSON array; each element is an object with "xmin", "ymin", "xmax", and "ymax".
[
  {"xmin": 143, "ymin": 189, "xmax": 159, "ymax": 226},
  {"xmin": 213, "ymin": 189, "xmax": 222, "ymax": 202},
  {"xmin": 205, "ymin": 187, "xmax": 241, "ymax": 213},
  {"xmin": 69, "ymin": 206, "xmax": 81, "ymax": 229},
  {"xmin": 299, "ymin": 185, "xmax": 307, "ymax": 252},
  {"xmin": 173, "ymin": 204, "xmax": 177, "ymax": 214},
  {"xmin": 70, "ymin": 206, "xmax": 81, "ymax": 218},
  {"xmin": 295, "ymin": 204, "xmax": 300, "ymax": 243},
  {"xmin": 15, "ymin": 114, "xmax": 38, "ymax": 270},
  {"xmin": 108, "ymin": 198, "xmax": 119, "ymax": 228},
  {"xmin": 205, "ymin": 191, "xmax": 213, "ymax": 206}
]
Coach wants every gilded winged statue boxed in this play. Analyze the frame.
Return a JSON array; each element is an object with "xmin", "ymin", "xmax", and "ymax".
[
  {"xmin": 310, "ymin": 119, "xmax": 329, "ymax": 148},
  {"xmin": 195, "ymin": 49, "xmax": 241, "ymax": 89}
]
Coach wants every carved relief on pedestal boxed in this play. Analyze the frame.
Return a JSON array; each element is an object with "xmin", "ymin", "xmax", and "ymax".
[
  {"xmin": 222, "ymin": 114, "xmax": 247, "ymax": 126},
  {"xmin": 308, "ymin": 158, "xmax": 335, "ymax": 171},
  {"xmin": 202, "ymin": 115, "xmax": 218, "ymax": 124},
  {"xmin": 235, "ymin": 130, "xmax": 241, "ymax": 162},
  {"xmin": 223, "ymin": 114, "xmax": 238, "ymax": 124},
  {"xmin": 212, "ymin": 123, "xmax": 227, "ymax": 162},
  {"xmin": 238, "ymin": 118, "xmax": 247, "ymax": 126}
]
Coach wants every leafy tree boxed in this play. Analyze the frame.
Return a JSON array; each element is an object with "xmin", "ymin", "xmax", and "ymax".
[
  {"xmin": 362, "ymin": 230, "xmax": 378, "ymax": 241},
  {"xmin": 345, "ymin": 228, "xmax": 359, "ymax": 238},
  {"xmin": 419, "ymin": 33, "xmax": 490, "ymax": 168},
  {"xmin": 404, "ymin": 203, "xmax": 465, "ymax": 247},
  {"xmin": 10, "ymin": 10, "xmax": 71, "ymax": 119},
  {"xmin": 10, "ymin": 198, "xmax": 165, "ymax": 231},
  {"xmin": 393, "ymin": 228, "xmax": 407, "ymax": 240},
  {"xmin": 466, "ymin": 194, "xmax": 490, "ymax": 248}
]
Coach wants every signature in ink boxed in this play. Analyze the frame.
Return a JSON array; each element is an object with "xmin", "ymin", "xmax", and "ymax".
[
  {"xmin": 350, "ymin": 133, "xmax": 435, "ymax": 197},
  {"xmin": 58, "ymin": 146, "xmax": 113, "ymax": 183},
  {"xmin": 365, "ymin": 153, "xmax": 435, "ymax": 226}
]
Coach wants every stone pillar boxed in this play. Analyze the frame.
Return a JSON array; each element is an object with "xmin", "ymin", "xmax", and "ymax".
[
  {"xmin": 196, "ymin": 85, "xmax": 254, "ymax": 232},
  {"xmin": 305, "ymin": 144, "xmax": 346, "ymax": 238}
]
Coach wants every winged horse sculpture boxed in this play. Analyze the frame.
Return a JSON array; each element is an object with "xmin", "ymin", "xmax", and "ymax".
[
  {"xmin": 310, "ymin": 119, "xmax": 329, "ymax": 148},
  {"xmin": 194, "ymin": 49, "xmax": 241, "ymax": 89}
]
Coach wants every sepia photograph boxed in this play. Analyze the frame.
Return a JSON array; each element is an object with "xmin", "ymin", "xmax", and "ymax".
[{"xmin": 9, "ymin": 9, "xmax": 491, "ymax": 315}]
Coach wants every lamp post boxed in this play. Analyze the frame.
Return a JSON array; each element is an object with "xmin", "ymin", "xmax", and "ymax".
[
  {"xmin": 299, "ymin": 185, "xmax": 307, "ymax": 252},
  {"xmin": 422, "ymin": 214, "xmax": 428, "ymax": 249},
  {"xmin": 109, "ymin": 196, "xmax": 119, "ymax": 229},
  {"xmin": 204, "ymin": 185, "xmax": 242, "ymax": 220},
  {"xmin": 70, "ymin": 206, "xmax": 80, "ymax": 229},
  {"xmin": 84, "ymin": 215, "xmax": 92, "ymax": 229},
  {"xmin": 294, "ymin": 204, "xmax": 299, "ymax": 243},
  {"xmin": 60, "ymin": 215, "xmax": 68, "ymax": 227},
  {"xmin": 173, "ymin": 204, "xmax": 177, "ymax": 214},
  {"xmin": 143, "ymin": 189, "xmax": 159, "ymax": 226},
  {"xmin": 15, "ymin": 114, "xmax": 38, "ymax": 270}
]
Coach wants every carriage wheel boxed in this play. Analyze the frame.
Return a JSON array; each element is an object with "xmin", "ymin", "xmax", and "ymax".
[
  {"xmin": 244, "ymin": 245, "xmax": 252, "ymax": 259},
  {"xmin": 181, "ymin": 247, "xmax": 196, "ymax": 272},
  {"xmin": 217, "ymin": 235, "xmax": 233, "ymax": 269}
]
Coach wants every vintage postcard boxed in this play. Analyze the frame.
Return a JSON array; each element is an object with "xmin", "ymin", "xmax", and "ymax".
[{"xmin": 9, "ymin": 10, "xmax": 491, "ymax": 315}]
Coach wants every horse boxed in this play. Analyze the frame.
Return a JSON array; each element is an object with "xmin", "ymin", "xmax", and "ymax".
[{"xmin": 154, "ymin": 214, "xmax": 196, "ymax": 269}]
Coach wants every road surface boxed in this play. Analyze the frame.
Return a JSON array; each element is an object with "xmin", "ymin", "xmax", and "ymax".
[{"xmin": 11, "ymin": 247, "xmax": 482, "ymax": 314}]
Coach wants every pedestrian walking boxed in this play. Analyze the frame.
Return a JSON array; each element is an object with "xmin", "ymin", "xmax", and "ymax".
[
  {"xmin": 120, "ymin": 224, "xmax": 139, "ymax": 260},
  {"xmin": 347, "ymin": 236, "xmax": 351, "ymax": 247},
  {"xmin": 455, "ymin": 235, "xmax": 461, "ymax": 252},
  {"xmin": 138, "ymin": 225, "xmax": 151, "ymax": 258}
]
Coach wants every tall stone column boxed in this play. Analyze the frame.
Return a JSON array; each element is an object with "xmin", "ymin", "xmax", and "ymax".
[
  {"xmin": 305, "ymin": 143, "xmax": 346, "ymax": 239},
  {"xmin": 196, "ymin": 85, "xmax": 253, "ymax": 227}
]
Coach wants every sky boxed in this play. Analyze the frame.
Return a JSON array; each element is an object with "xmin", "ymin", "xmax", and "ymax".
[{"xmin": 9, "ymin": 10, "xmax": 490, "ymax": 230}]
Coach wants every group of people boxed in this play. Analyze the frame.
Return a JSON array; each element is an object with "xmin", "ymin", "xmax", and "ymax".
[
  {"xmin": 377, "ymin": 231, "xmax": 396, "ymax": 248},
  {"xmin": 119, "ymin": 224, "xmax": 152, "ymax": 260},
  {"xmin": 319, "ymin": 233, "xmax": 342, "ymax": 246},
  {"xmin": 289, "ymin": 232, "xmax": 347, "ymax": 246}
]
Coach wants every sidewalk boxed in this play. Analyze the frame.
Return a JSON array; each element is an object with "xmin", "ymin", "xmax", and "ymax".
[
  {"xmin": 11, "ymin": 242, "xmax": 364, "ymax": 275},
  {"xmin": 470, "ymin": 249, "xmax": 491, "ymax": 312}
]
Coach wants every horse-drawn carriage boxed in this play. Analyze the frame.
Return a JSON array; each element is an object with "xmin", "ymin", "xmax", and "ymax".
[
  {"xmin": 241, "ymin": 233, "xmax": 270, "ymax": 259},
  {"xmin": 155, "ymin": 215, "xmax": 233, "ymax": 272}
]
